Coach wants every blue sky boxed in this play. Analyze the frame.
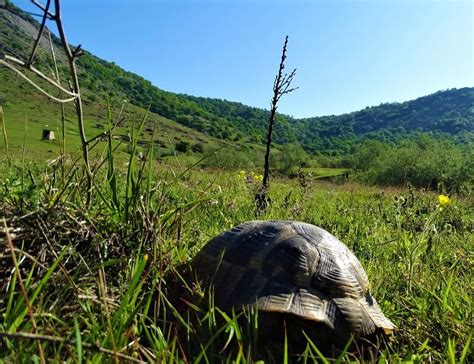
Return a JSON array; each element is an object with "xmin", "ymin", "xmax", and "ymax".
[{"xmin": 12, "ymin": 0, "xmax": 474, "ymax": 118}]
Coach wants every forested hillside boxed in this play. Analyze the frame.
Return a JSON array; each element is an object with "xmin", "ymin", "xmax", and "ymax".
[
  {"xmin": 294, "ymin": 87, "xmax": 473, "ymax": 154},
  {"xmin": 1, "ymin": 0, "xmax": 473, "ymax": 156}
]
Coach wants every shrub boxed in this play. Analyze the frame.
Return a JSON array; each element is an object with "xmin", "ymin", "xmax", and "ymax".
[
  {"xmin": 273, "ymin": 144, "xmax": 309, "ymax": 175},
  {"xmin": 351, "ymin": 135, "xmax": 473, "ymax": 192},
  {"xmin": 191, "ymin": 142, "xmax": 205, "ymax": 153},
  {"xmin": 175, "ymin": 140, "xmax": 190, "ymax": 153}
]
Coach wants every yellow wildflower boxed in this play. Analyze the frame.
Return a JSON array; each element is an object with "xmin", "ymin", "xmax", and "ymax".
[
  {"xmin": 438, "ymin": 194, "xmax": 451, "ymax": 207},
  {"xmin": 254, "ymin": 174, "xmax": 264, "ymax": 182}
]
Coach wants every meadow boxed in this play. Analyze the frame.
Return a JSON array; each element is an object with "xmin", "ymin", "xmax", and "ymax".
[{"xmin": 0, "ymin": 107, "xmax": 472, "ymax": 362}]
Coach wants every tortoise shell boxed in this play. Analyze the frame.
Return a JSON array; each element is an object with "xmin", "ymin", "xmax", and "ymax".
[{"xmin": 192, "ymin": 220, "xmax": 395, "ymax": 346}]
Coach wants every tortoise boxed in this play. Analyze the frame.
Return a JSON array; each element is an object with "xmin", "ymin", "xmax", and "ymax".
[{"xmin": 190, "ymin": 220, "xmax": 395, "ymax": 350}]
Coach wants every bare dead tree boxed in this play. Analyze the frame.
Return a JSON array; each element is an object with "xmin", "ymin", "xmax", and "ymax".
[
  {"xmin": 0, "ymin": 0, "xmax": 92, "ymax": 203},
  {"xmin": 256, "ymin": 35, "xmax": 298, "ymax": 213}
]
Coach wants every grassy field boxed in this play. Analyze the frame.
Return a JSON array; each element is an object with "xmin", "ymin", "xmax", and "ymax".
[
  {"xmin": 301, "ymin": 167, "xmax": 349, "ymax": 179},
  {"xmin": 0, "ymin": 125, "xmax": 472, "ymax": 363}
]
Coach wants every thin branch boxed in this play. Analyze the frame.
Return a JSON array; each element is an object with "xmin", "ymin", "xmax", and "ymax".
[
  {"xmin": 72, "ymin": 44, "xmax": 84, "ymax": 58},
  {"xmin": 0, "ymin": 59, "xmax": 76, "ymax": 103},
  {"xmin": 31, "ymin": 0, "xmax": 55, "ymax": 19},
  {"xmin": 47, "ymin": 28, "xmax": 67, "ymax": 182},
  {"xmin": 4, "ymin": 55, "xmax": 78, "ymax": 97},
  {"xmin": 53, "ymin": 0, "xmax": 74, "ymax": 59},
  {"xmin": 0, "ymin": 331, "xmax": 146, "ymax": 364},
  {"xmin": 28, "ymin": 0, "xmax": 51, "ymax": 65},
  {"xmin": 47, "ymin": 29, "xmax": 60, "ymax": 81},
  {"xmin": 53, "ymin": 0, "xmax": 93, "ymax": 203}
]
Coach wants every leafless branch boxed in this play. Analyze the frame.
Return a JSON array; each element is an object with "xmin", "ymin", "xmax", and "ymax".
[
  {"xmin": 47, "ymin": 28, "xmax": 67, "ymax": 182},
  {"xmin": 52, "ymin": 0, "xmax": 93, "ymax": 202},
  {"xmin": 31, "ymin": 0, "xmax": 55, "ymax": 19},
  {"xmin": 47, "ymin": 30, "xmax": 60, "ymax": 80},
  {"xmin": 3, "ymin": 55, "xmax": 78, "ymax": 97},
  {"xmin": 72, "ymin": 44, "xmax": 84, "ymax": 58},
  {"xmin": 28, "ymin": 0, "xmax": 51, "ymax": 65},
  {"xmin": 0, "ymin": 58, "xmax": 76, "ymax": 103}
]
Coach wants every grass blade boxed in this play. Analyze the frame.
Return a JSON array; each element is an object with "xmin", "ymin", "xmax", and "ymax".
[
  {"xmin": 8, "ymin": 247, "xmax": 67, "ymax": 332},
  {"xmin": 459, "ymin": 333, "xmax": 472, "ymax": 364},
  {"xmin": 302, "ymin": 331, "xmax": 329, "ymax": 364},
  {"xmin": 74, "ymin": 317, "xmax": 83, "ymax": 364},
  {"xmin": 106, "ymin": 99, "xmax": 120, "ymax": 210},
  {"xmin": 0, "ymin": 106, "xmax": 11, "ymax": 166}
]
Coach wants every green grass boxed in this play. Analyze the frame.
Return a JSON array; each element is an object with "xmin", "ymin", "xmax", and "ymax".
[
  {"xmin": 302, "ymin": 166, "xmax": 348, "ymax": 178},
  {"xmin": 0, "ymin": 130, "xmax": 472, "ymax": 362}
]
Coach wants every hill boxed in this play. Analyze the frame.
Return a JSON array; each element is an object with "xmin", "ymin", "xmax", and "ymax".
[
  {"xmin": 294, "ymin": 87, "xmax": 473, "ymax": 154},
  {"xmin": 0, "ymin": 1, "xmax": 473, "ymax": 160},
  {"xmin": 183, "ymin": 89, "xmax": 474, "ymax": 154}
]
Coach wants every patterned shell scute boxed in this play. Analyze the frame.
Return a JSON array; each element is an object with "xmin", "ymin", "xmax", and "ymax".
[{"xmin": 194, "ymin": 220, "xmax": 395, "ymax": 337}]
